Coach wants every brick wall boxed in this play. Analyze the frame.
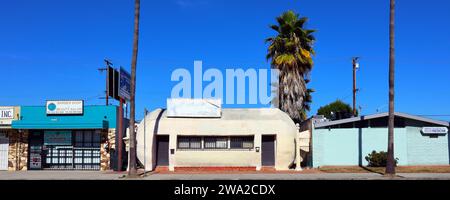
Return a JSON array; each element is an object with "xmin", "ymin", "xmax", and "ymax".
[
  {"xmin": 100, "ymin": 128, "xmax": 116, "ymax": 171},
  {"xmin": 8, "ymin": 130, "xmax": 28, "ymax": 171}
]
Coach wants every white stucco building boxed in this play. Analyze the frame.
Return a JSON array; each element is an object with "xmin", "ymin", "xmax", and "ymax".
[{"xmin": 135, "ymin": 99, "xmax": 306, "ymax": 171}]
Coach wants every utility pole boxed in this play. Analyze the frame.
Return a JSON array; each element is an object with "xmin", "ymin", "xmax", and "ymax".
[
  {"xmin": 97, "ymin": 64, "xmax": 109, "ymax": 106},
  {"xmin": 103, "ymin": 59, "xmax": 113, "ymax": 106},
  {"xmin": 352, "ymin": 57, "xmax": 359, "ymax": 117}
]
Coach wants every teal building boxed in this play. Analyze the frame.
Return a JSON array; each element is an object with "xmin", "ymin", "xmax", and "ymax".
[
  {"xmin": 312, "ymin": 112, "xmax": 450, "ymax": 167},
  {"xmin": 8, "ymin": 103, "xmax": 123, "ymax": 171}
]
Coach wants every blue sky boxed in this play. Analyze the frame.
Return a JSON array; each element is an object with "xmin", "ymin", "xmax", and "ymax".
[{"xmin": 1, "ymin": 0, "xmax": 449, "ymax": 121}]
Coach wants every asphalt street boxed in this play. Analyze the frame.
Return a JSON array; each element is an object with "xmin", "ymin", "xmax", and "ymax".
[{"xmin": 2, "ymin": 171, "xmax": 450, "ymax": 180}]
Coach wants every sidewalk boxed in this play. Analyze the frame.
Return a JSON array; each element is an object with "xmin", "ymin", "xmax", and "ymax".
[
  {"xmin": 2, "ymin": 170, "xmax": 450, "ymax": 180},
  {"xmin": 0, "ymin": 171, "xmax": 126, "ymax": 180}
]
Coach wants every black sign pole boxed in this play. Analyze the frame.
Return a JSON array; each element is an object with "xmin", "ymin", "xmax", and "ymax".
[{"xmin": 117, "ymin": 98, "xmax": 124, "ymax": 171}]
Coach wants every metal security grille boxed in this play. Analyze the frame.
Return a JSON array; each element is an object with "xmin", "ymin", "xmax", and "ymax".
[
  {"xmin": 177, "ymin": 136, "xmax": 255, "ymax": 151},
  {"xmin": 0, "ymin": 134, "xmax": 8, "ymax": 170},
  {"xmin": 43, "ymin": 130, "xmax": 101, "ymax": 170},
  {"xmin": 230, "ymin": 136, "xmax": 254, "ymax": 149},
  {"xmin": 177, "ymin": 136, "xmax": 202, "ymax": 149},
  {"xmin": 204, "ymin": 137, "xmax": 228, "ymax": 149},
  {"xmin": 73, "ymin": 147, "xmax": 101, "ymax": 170},
  {"xmin": 45, "ymin": 146, "xmax": 73, "ymax": 169}
]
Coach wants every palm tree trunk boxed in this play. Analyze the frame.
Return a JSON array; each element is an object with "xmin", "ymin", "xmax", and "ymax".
[
  {"xmin": 386, "ymin": 0, "xmax": 396, "ymax": 175},
  {"xmin": 128, "ymin": 0, "xmax": 140, "ymax": 177}
]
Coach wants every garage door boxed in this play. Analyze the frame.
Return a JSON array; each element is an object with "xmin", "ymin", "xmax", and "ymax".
[{"xmin": 0, "ymin": 136, "xmax": 8, "ymax": 170}]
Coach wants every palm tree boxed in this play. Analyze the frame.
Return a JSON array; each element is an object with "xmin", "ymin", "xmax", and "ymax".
[
  {"xmin": 266, "ymin": 10, "xmax": 316, "ymax": 123},
  {"xmin": 386, "ymin": 0, "xmax": 396, "ymax": 175},
  {"xmin": 128, "ymin": 0, "xmax": 140, "ymax": 177},
  {"xmin": 300, "ymin": 87, "xmax": 314, "ymax": 121}
]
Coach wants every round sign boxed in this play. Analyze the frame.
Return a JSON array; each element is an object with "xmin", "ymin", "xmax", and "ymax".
[{"xmin": 47, "ymin": 103, "xmax": 57, "ymax": 111}]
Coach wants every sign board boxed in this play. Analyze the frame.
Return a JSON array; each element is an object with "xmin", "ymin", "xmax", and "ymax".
[
  {"xmin": 46, "ymin": 100, "xmax": 83, "ymax": 115},
  {"xmin": 119, "ymin": 67, "xmax": 131, "ymax": 100},
  {"xmin": 0, "ymin": 108, "xmax": 14, "ymax": 119},
  {"xmin": 167, "ymin": 98, "xmax": 222, "ymax": 118},
  {"xmin": 107, "ymin": 67, "xmax": 120, "ymax": 100},
  {"xmin": 107, "ymin": 66, "xmax": 115, "ymax": 100},
  {"xmin": 421, "ymin": 127, "xmax": 448, "ymax": 135},
  {"xmin": 44, "ymin": 131, "xmax": 72, "ymax": 145},
  {"xmin": 29, "ymin": 153, "xmax": 42, "ymax": 169}
]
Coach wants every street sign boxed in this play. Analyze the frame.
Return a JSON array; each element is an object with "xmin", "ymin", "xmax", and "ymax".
[{"xmin": 119, "ymin": 67, "xmax": 131, "ymax": 100}]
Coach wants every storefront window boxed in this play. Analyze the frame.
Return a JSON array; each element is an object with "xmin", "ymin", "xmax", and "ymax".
[{"xmin": 29, "ymin": 130, "xmax": 102, "ymax": 170}]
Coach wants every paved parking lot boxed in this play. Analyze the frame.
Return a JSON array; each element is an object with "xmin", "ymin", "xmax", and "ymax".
[{"xmin": 2, "ymin": 171, "xmax": 450, "ymax": 180}]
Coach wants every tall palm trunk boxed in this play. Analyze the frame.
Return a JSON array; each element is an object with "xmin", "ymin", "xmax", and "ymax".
[
  {"xmin": 128, "ymin": 0, "xmax": 140, "ymax": 176},
  {"xmin": 386, "ymin": 0, "xmax": 396, "ymax": 175},
  {"xmin": 278, "ymin": 66, "xmax": 306, "ymax": 124}
]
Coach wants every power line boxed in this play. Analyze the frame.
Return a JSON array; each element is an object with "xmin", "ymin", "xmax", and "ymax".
[{"xmin": 416, "ymin": 115, "xmax": 450, "ymax": 117}]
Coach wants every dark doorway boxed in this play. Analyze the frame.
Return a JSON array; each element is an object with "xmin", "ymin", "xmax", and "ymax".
[
  {"xmin": 28, "ymin": 131, "xmax": 43, "ymax": 170},
  {"xmin": 261, "ymin": 135, "xmax": 275, "ymax": 166},
  {"xmin": 156, "ymin": 135, "xmax": 169, "ymax": 166}
]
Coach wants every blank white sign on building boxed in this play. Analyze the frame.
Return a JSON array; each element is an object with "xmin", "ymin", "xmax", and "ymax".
[{"xmin": 167, "ymin": 98, "xmax": 222, "ymax": 118}]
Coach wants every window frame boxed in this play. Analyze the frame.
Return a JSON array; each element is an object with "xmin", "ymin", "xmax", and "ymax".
[
  {"xmin": 176, "ymin": 136, "xmax": 255, "ymax": 151},
  {"xmin": 230, "ymin": 136, "xmax": 254, "ymax": 150},
  {"xmin": 203, "ymin": 136, "xmax": 229, "ymax": 149},
  {"xmin": 177, "ymin": 136, "xmax": 202, "ymax": 149}
]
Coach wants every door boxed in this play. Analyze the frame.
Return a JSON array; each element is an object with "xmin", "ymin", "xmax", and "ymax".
[
  {"xmin": 261, "ymin": 135, "xmax": 275, "ymax": 166},
  {"xmin": 156, "ymin": 135, "xmax": 169, "ymax": 166},
  {"xmin": 29, "ymin": 132, "xmax": 43, "ymax": 170},
  {"xmin": 0, "ymin": 136, "xmax": 8, "ymax": 170},
  {"xmin": 44, "ymin": 130, "xmax": 74, "ymax": 170}
]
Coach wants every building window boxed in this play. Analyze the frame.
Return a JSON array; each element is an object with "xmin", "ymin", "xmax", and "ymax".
[
  {"xmin": 177, "ymin": 136, "xmax": 254, "ymax": 150},
  {"xmin": 177, "ymin": 136, "xmax": 202, "ymax": 149},
  {"xmin": 204, "ymin": 137, "xmax": 228, "ymax": 149},
  {"xmin": 230, "ymin": 136, "xmax": 254, "ymax": 149},
  {"xmin": 75, "ymin": 130, "xmax": 101, "ymax": 147}
]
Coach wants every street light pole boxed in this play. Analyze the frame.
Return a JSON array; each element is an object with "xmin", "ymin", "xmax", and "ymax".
[
  {"xmin": 143, "ymin": 108, "xmax": 148, "ymax": 177},
  {"xmin": 352, "ymin": 57, "xmax": 359, "ymax": 117}
]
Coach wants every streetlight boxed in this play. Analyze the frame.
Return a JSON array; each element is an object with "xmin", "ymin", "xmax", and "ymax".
[{"xmin": 352, "ymin": 57, "xmax": 360, "ymax": 117}]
